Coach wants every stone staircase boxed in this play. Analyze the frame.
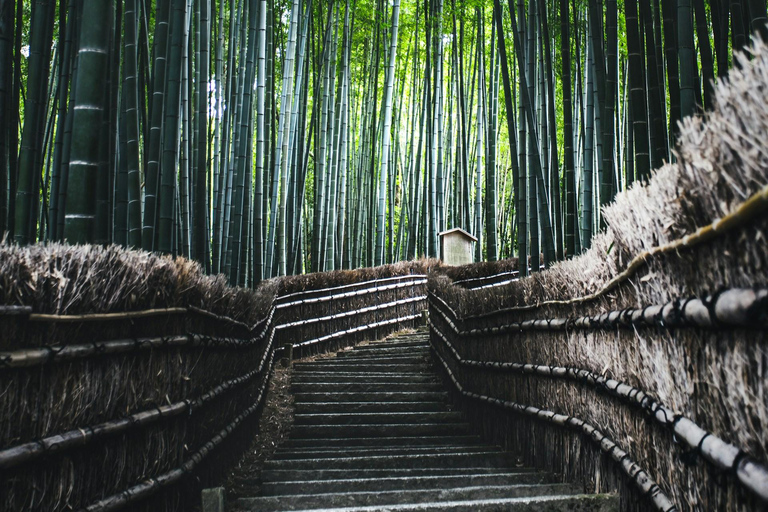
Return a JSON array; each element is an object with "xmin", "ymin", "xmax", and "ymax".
[{"xmin": 231, "ymin": 332, "xmax": 618, "ymax": 511}]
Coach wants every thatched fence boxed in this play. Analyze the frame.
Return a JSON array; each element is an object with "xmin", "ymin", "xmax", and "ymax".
[
  {"xmin": 0, "ymin": 247, "xmax": 430, "ymax": 512},
  {"xmin": 428, "ymin": 42, "xmax": 768, "ymax": 512}
]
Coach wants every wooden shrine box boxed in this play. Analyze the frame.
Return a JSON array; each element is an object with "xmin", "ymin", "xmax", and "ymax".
[{"xmin": 438, "ymin": 228, "xmax": 477, "ymax": 266}]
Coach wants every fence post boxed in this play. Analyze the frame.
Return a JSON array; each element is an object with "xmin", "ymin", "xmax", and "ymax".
[{"xmin": 201, "ymin": 487, "xmax": 225, "ymax": 512}]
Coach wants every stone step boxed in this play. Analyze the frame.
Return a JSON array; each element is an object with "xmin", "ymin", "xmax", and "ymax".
[
  {"xmin": 291, "ymin": 382, "xmax": 444, "ymax": 393},
  {"xmin": 261, "ymin": 467, "xmax": 529, "ymax": 482},
  {"xmin": 234, "ymin": 484, "xmax": 580, "ymax": 511},
  {"xmin": 337, "ymin": 346, "xmax": 429, "ymax": 357},
  {"xmin": 263, "ymin": 452, "xmax": 514, "ymax": 471},
  {"xmin": 293, "ymin": 411, "xmax": 464, "ymax": 426},
  {"xmin": 272, "ymin": 445, "xmax": 503, "ymax": 460},
  {"xmin": 235, "ymin": 494, "xmax": 620, "ymax": 512},
  {"xmin": 292, "ymin": 362, "xmax": 431, "ymax": 373},
  {"xmin": 288, "ymin": 423, "xmax": 471, "ymax": 439},
  {"xmin": 362, "ymin": 340, "xmax": 429, "ymax": 349},
  {"xmin": 291, "ymin": 368, "xmax": 437, "ymax": 380},
  {"xmin": 280, "ymin": 435, "xmax": 485, "ymax": 449},
  {"xmin": 294, "ymin": 401, "xmax": 448, "ymax": 414},
  {"xmin": 297, "ymin": 355, "xmax": 429, "ymax": 365},
  {"xmin": 259, "ymin": 471, "xmax": 551, "ymax": 495},
  {"xmin": 228, "ymin": 333, "xmax": 611, "ymax": 512},
  {"xmin": 292, "ymin": 372, "xmax": 437, "ymax": 383},
  {"xmin": 292, "ymin": 391, "xmax": 449, "ymax": 403}
]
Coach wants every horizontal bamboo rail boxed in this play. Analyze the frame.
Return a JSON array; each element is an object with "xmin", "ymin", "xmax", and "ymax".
[
  {"xmin": 463, "ymin": 183, "xmax": 768, "ymax": 318},
  {"xmin": 276, "ymin": 274, "xmax": 427, "ymax": 303},
  {"xmin": 0, "ymin": 333, "xmax": 264, "ymax": 368},
  {"xmin": 1, "ymin": 273, "xmax": 428, "ymax": 512},
  {"xmin": 434, "ymin": 287, "xmax": 768, "ymax": 330},
  {"xmin": 428, "ymin": 311, "xmax": 768, "ymax": 502},
  {"xmin": 81, "ymin": 349, "xmax": 277, "ymax": 512},
  {"xmin": 288, "ymin": 313, "xmax": 422, "ymax": 350},
  {"xmin": 276, "ymin": 278, "xmax": 426, "ymax": 309},
  {"xmin": 277, "ymin": 296, "xmax": 424, "ymax": 330},
  {"xmin": 430, "ymin": 341, "xmax": 677, "ymax": 512}
]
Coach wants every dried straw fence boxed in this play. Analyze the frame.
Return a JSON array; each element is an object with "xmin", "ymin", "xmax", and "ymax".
[
  {"xmin": 428, "ymin": 40, "xmax": 768, "ymax": 512},
  {"xmin": 0, "ymin": 247, "xmax": 429, "ymax": 512}
]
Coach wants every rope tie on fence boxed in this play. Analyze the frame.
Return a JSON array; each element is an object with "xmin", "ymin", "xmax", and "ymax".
[{"xmin": 703, "ymin": 288, "xmax": 725, "ymax": 327}]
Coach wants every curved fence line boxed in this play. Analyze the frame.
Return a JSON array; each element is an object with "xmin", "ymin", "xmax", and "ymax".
[
  {"xmin": 431, "ymin": 287, "xmax": 768, "ymax": 330},
  {"xmin": 81, "ymin": 349, "xmax": 277, "ymax": 512},
  {"xmin": 291, "ymin": 313, "xmax": 422, "ymax": 350},
  {"xmin": 0, "ymin": 272, "xmax": 427, "ymax": 512},
  {"xmin": 0, "ymin": 325, "xmax": 279, "ymax": 471},
  {"xmin": 428, "ymin": 311, "xmax": 768, "ymax": 502},
  {"xmin": 276, "ymin": 278, "xmax": 427, "ymax": 309},
  {"xmin": 278, "ymin": 296, "xmax": 423, "ymax": 330},
  {"xmin": 462, "ymin": 183, "xmax": 768, "ymax": 319},
  {"xmin": 429, "ymin": 340, "xmax": 677, "ymax": 512},
  {"xmin": 276, "ymin": 274, "xmax": 427, "ymax": 303}
]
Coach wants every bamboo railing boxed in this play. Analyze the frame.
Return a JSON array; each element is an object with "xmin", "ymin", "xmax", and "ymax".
[
  {"xmin": 428, "ymin": 278, "xmax": 768, "ymax": 511},
  {"xmin": 0, "ymin": 271, "xmax": 427, "ymax": 512}
]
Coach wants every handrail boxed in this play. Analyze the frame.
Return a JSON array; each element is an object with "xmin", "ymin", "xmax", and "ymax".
[
  {"xmin": 276, "ymin": 274, "xmax": 427, "ymax": 303},
  {"xmin": 278, "ymin": 296, "xmax": 424, "ymax": 331},
  {"xmin": 430, "ymin": 340, "xmax": 677, "ymax": 512},
  {"xmin": 276, "ymin": 278, "xmax": 427, "ymax": 309},
  {"xmin": 1, "ymin": 268, "xmax": 428, "ymax": 512},
  {"xmin": 428, "ymin": 313, "xmax": 768, "ymax": 502},
  {"xmin": 81, "ymin": 349, "xmax": 277, "ymax": 512},
  {"xmin": 459, "ymin": 183, "xmax": 768, "ymax": 319},
  {"xmin": 429, "ymin": 288, "xmax": 768, "ymax": 332}
]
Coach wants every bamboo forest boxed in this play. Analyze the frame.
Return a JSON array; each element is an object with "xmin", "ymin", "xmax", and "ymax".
[{"xmin": 0, "ymin": 0, "xmax": 765, "ymax": 286}]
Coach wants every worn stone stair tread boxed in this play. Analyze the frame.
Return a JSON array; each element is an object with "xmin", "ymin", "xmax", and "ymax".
[
  {"xmin": 354, "ymin": 341, "xmax": 429, "ymax": 350},
  {"xmin": 293, "ymin": 411, "xmax": 463, "ymax": 425},
  {"xmin": 242, "ymin": 494, "xmax": 619, "ymax": 512},
  {"xmin": 289, "ymin": 423, "xmax": 471, "ymax": 438},
  {"xmin": 336, "ymin": 347, "xmax": 429, "ymax": 357},
  {"xmin": 259, "ymin": 472, "xmax": 553, "ymax": 495},
  {"xmin": 234, "ymin": 484, "xmax": 581, "ymax": 511},
  {"xmin": 313, "ymin": 354, "xmax": 429, "ymax": 362},
  {"xmin": 292, "ymin": 392, "xmax": 449, "ymax": 403},
  {"xmin": 272, "ymin": 445, "xmax": 502, "ymax": 460},
  {"xmin": 292, "ymin": 373, "xmax": 437, "ymax": 383},
  {"xmin": 261, "ymin": 467, "xmax": 533, "ymax": 481},
  {"xmin": 292, "ymin": 363, "xmax": 431, "ymax": 372},
  {"xmin": 291, "ymin": 382, "xmax": 444, "ymax": 393},
  {"xmin": 264, "ymin": 451, "xmax": 514, "ymax": 470},
  {"xmin": 280, "ymin": 435, "xmax": 485, "ymax": 449},
  {"xmin": 295, "ymin": 401, "xmax": 449, "ymax": 413}
]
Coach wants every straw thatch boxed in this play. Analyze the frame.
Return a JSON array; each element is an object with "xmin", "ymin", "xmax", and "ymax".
[
  {"xmin": 0, "ymin": 243, "xmax": 433, "ymax": 511},
  {"xmin": 428, "ymin": 39, "xmax": 768, "ymax": 512}
]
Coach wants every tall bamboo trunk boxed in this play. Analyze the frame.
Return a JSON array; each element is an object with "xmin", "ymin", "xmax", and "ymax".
[{"xmin": 374, "ymin": 0, "xmax": 400, "ymax": 266}]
